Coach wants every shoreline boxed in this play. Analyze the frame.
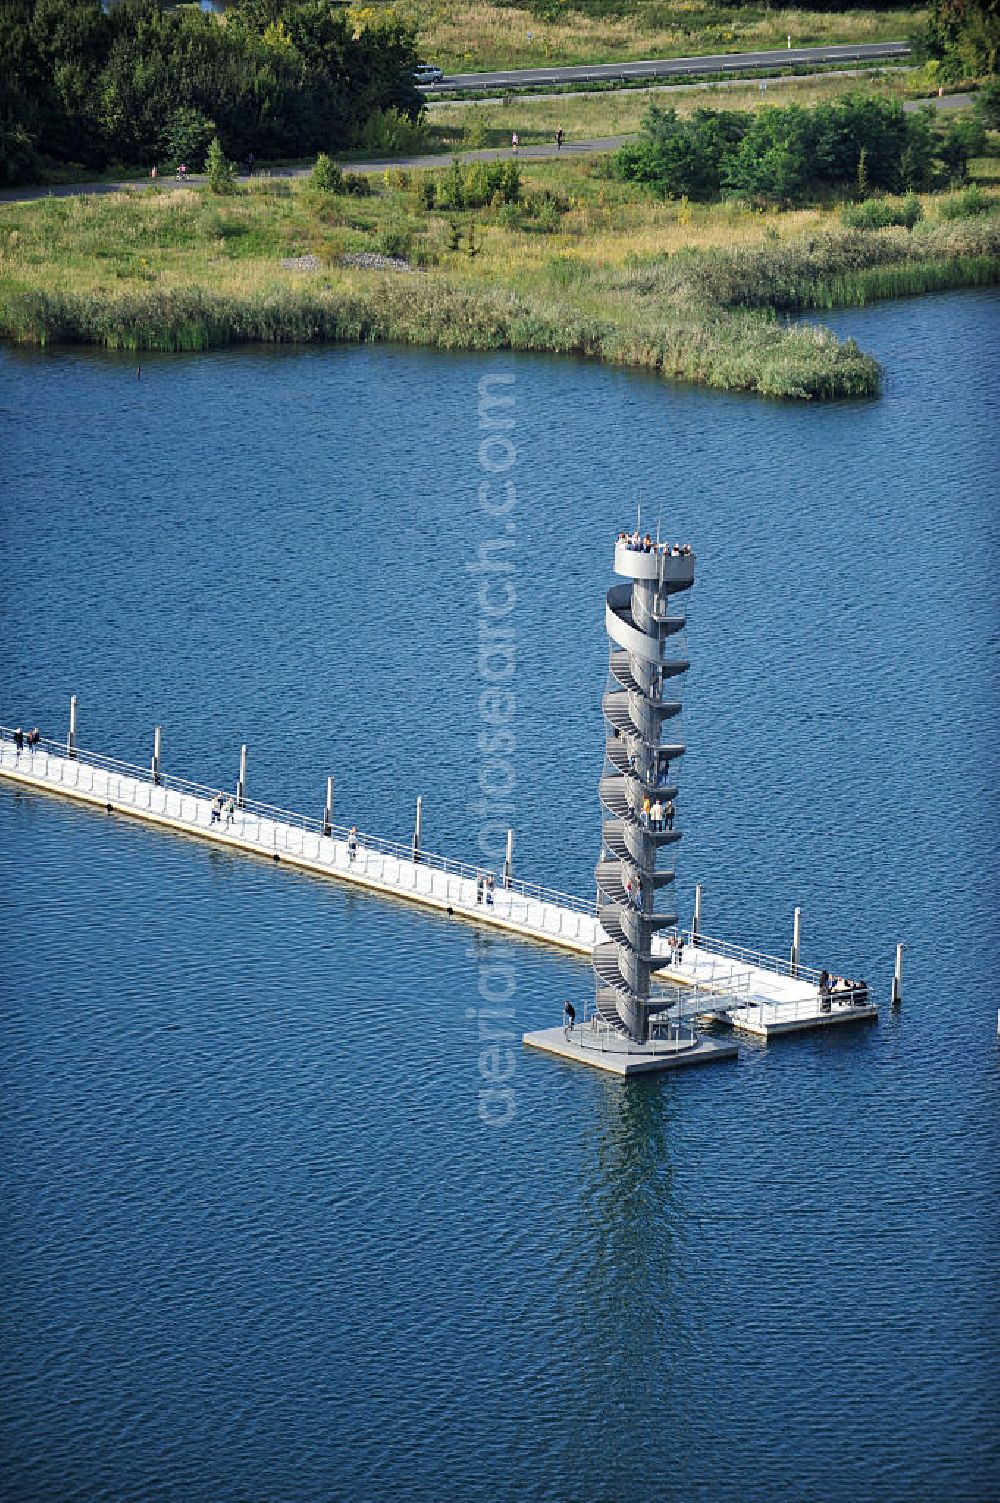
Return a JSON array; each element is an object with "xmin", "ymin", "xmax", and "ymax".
[{"xmin": 4, "ymin": 234, "xmax": 998, "ymax": 400}]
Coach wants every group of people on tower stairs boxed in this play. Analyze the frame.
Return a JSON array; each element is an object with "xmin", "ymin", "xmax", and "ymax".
[{"xmin": 641, "ymin": 795, "xmax": 674, "ymax": 830}]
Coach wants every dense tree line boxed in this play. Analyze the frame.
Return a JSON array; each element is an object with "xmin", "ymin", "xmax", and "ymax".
[
  {"xmin": 0, "ymin": 0, "xmax": 422, "ymax": 184},
  {"xmin": 613, "ymin": 96, "xmax": 986, "ymax": 202}
]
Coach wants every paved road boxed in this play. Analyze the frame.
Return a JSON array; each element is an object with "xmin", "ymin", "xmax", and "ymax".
[
  {"xmin": 0, "ymin": 93, "xmax": 971, "ymax": 206},
  {"xmin": 428, "ymin": 41, "xmax": 912, "ymax": 93},
  {"xmin": 425, "ymin": 65, "xmax": 911, "ymax": 110}
]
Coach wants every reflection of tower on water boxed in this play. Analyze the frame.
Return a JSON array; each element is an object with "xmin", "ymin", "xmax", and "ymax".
[
  {"xmin": 593, "ymin": 536, "xmax": 694, "ymax": 1044},
  {"xmin": 567, "ymin": 1079, "xmax": 690, "ymax": 1385}
]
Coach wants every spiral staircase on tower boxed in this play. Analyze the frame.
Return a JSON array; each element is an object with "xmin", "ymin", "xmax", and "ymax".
[{"xmin": 593, "ymin": 536, "xmax": 695, "ymax": 1043}]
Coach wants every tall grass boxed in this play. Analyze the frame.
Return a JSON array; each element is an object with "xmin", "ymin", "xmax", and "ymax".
[
  {"xmin": 1, "ymin": 169, "xmax": 997, "ymax": 400},
  {"xmin": 400, "ymin": 2, "xmax": 926, "ymax": 72}
]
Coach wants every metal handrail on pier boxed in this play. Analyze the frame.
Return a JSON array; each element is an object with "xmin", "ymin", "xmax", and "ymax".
[
  {"xmin": 0, "ymin": 725, "xmax": 868, "ymax": 1000},
  {"xmin": 684, "ymin": 928, "xmax": 824, "ymax": 986},
  {"xmin": 0, "ymin": 726, "xmax": 597, "ymax": 918}
]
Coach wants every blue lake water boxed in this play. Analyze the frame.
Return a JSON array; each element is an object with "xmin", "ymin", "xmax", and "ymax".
[{"xmin": 1, "ymin": 293, "xmax": 998, "ymax": 1502}]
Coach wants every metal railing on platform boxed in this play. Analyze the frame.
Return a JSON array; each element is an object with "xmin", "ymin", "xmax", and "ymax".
[
  {"xmin": 685, "ymin": 928, "xmax": 824, "ymax": 987},
  {"xmin": 573, "ymin": 998, "xmax": 699, "ymax": 1055},
  {"xmin": 0, "ymin": 726, "xmax": 598, "ymax": 920},
  {"xmin": 0, "ymin": 727, "xmax": 858, "ymax": 991}
]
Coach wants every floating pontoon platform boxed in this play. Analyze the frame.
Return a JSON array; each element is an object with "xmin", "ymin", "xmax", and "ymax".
[
  {"xmin": 0, "ymin": 727, "xmax": 877, "ymax": 1043},
  {"xmin": 523, "ymin": 1025, "xmax": 737, "ymax": 1076}
]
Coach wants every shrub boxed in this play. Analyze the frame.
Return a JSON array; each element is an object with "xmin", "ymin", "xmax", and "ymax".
[
  {"xmin": 462, "ymin": 110, "xmax": 492, "ymax": 150},
  {"xmin": 431, "ymin": 158, "xmax": 520, "ymax": 211},
  {"xmin": 496, "ymin": 201, "xmax": 522, "ymax": 231},
  {"xmin": 311, "ymin": 154, "xmax": 344, "ymax": 193},
  {"xmin": 205, "ymin": 138, "xmax": 236, "ymax": 194},
  {"xmin": 614, "ymin": 104, "xmax": 744, "ymax": 199},
  {"xmin": 841, "ymin": 195, "xmax": 924, "ymax": 230},
  {"xmin": 524, "ymin": 191, "xmax": 564, "ymax": 233},
  {"xmin": 0, "ymin": 121, "xmax": 41, "ymax": 187},
  {"xmin": 616, "ymin": 95, "xmax": 927, "ymax": 204},
  {"xmin": 377, "ymin": 218, "xmax": 413, "ymax": 259},
  {"xmin": 936, "ymin": 184, "xmax": 995, "ymax": 219},
  {"xmin": 342, "ymin": 172, "xmax": 374, "ymax": 197},
  {"xmin": 936, "ymin": 116, "xmax": 988, "ymax": 184},
  {"xmin": 356, "ymin": 108, "xmax": 429, "ymax": 155},
  {"xmin": 975, "ymin": 80, "xmax": 1000, "ymax": 132}
]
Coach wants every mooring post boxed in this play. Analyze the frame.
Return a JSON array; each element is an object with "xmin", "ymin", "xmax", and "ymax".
[
  {"xmin": 412, "ymin": 795, "xmax": 422, "ymax": 863},
  {"xmin": 791, "ymin": 906, "xmax": 801, "ymax": 979},
  {"xmin": 503, "ymin": 828, "xmax": 514, "ymax": 889},
  {"xmin": 323, "ymin": 776, "xmax": 334, "ymax": 837},
  {"xmin": 891, "ymin": 943, "xmax": 903, "ymax": 1008},
  {"xmin": 151, "ymin": 725, "xmax": 162, "ymax": 785},
  {"xmin": 67, "ymin": 695, "xmax": 78, "ymax": 760},
  {"xmin": 237, "ymin": 744, "xmax": 247, "ymax": 809},
  {"xmin": 693, "ymin": 883, "xmax": 702, "ymax": 943}
]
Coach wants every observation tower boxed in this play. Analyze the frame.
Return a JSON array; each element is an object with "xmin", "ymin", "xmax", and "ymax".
[{"xmin": 593, "ymin": 532, "xmax": 694, "ymax": 1043}]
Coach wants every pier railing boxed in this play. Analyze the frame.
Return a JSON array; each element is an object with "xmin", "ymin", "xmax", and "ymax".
[
  {"xmin": 684, "ymin": 928, "xmax": 824, "ymax": 987},
  {"xmin": 0, "ymin": 726, "xmax": 852, "ymax": 989},
  {"xmin": 0, "ymin": 727, "xmax": 597, "ymax": 919}
]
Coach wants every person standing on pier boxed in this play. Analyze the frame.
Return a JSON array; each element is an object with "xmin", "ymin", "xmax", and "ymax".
[
  {"xmin": 563, "ymin": 1000, "xmax": 576, "ymax": 1038},
  {"xmin": 348, "ymin": 826, "xmax": 358, "ymax": 861},
  {"xmin": 211, "ymin": 793, "xmax": 223, "ymax": 824},
  {"xmin": 14, "ymin": 727, "xmax": 23, "ymax": 755},
  {"xmin": 664, "ymin": 799, "xmax": 675, "ymax": 830}
]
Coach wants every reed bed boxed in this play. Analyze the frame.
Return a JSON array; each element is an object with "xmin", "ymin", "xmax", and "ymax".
[{"xmin": 1, "ymin": 162, "xmax": 997, "ymax": 400}]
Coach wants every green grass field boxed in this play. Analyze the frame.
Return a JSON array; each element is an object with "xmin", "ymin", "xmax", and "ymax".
[
  {"xmin": 426, "ymin": 68, "xmax": 929, "ymax": 151},
  {"xmin": 1, "ymin": 141, "xmax": 997, "ymax": 400},
  {"xmin": 386, "ymin": 2, "xmax": 925, "ymax": 72}
]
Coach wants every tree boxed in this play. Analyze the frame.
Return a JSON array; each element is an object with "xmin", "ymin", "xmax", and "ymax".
[
  {"xmin": 0, "ymin": 0, "xmax": 423, "ymax": 183},
  {"xmin": 936, "ymin": 115, "xmax": 987, "ymax": 182},
  {"xmin": 205, "ymin": 136, "xmax": 235, "ymax": 192},
  {"xmin": 924, "ymin": 0, "xmax": 1000, "ymax": 79},
  {"xmin": 721, "ymin": 108, "xmax": 811, "ymax": 203},
  {"xmin": 613, "ymin": 104, "xmax": 742, "ymax": 199},
  {"xmin": 974, "ymin": 78, "xmax": 1000, "ymax": 130},
  {"xmin": 163, "ymin": 106, "xmax": 216, "ymax": 172}
]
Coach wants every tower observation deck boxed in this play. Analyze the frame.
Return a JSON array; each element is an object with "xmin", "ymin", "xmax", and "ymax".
[{"xmin": 594, "ymin": 534, "xmax": 695, "ymax": 1043}]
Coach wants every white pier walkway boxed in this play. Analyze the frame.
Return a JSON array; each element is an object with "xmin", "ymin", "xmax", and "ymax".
[
  {"xmin": 658, "ymin": 938, "xmax": 877, "ymax": 1036},
  {"xmin": 0, "ymin": 729, "xmax": 600, "ymax": 954},
  {"xmin": 0, "ymin": 728, "xmax": 876, "ymax": 1036}
]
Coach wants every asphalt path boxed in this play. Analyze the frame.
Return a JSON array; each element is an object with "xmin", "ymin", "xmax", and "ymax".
[
  {"xmin": 428, "ymin": 41, "xmax": 912, "ymax": 93},
  {"xmin": 0, "ymin": 93, "xmax": 972, "ymax": 205},
  {"xmin": 425, "ymin": 65, "xmax": 911, "ymax": 110}
]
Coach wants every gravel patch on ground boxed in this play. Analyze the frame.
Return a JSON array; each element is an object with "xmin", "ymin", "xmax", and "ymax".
[
  {"xmin": 341, "ymin": 252, "xmax": 415, "ymax": 272},
  {"xmin": 280, "ymin": 253, "xmax": 323, "ymax": 271}
]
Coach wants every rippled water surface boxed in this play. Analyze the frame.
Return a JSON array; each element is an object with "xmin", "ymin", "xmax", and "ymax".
[{"xmin": 1, "ymin": 293, "xmax": 998, "ymax": 1503}]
